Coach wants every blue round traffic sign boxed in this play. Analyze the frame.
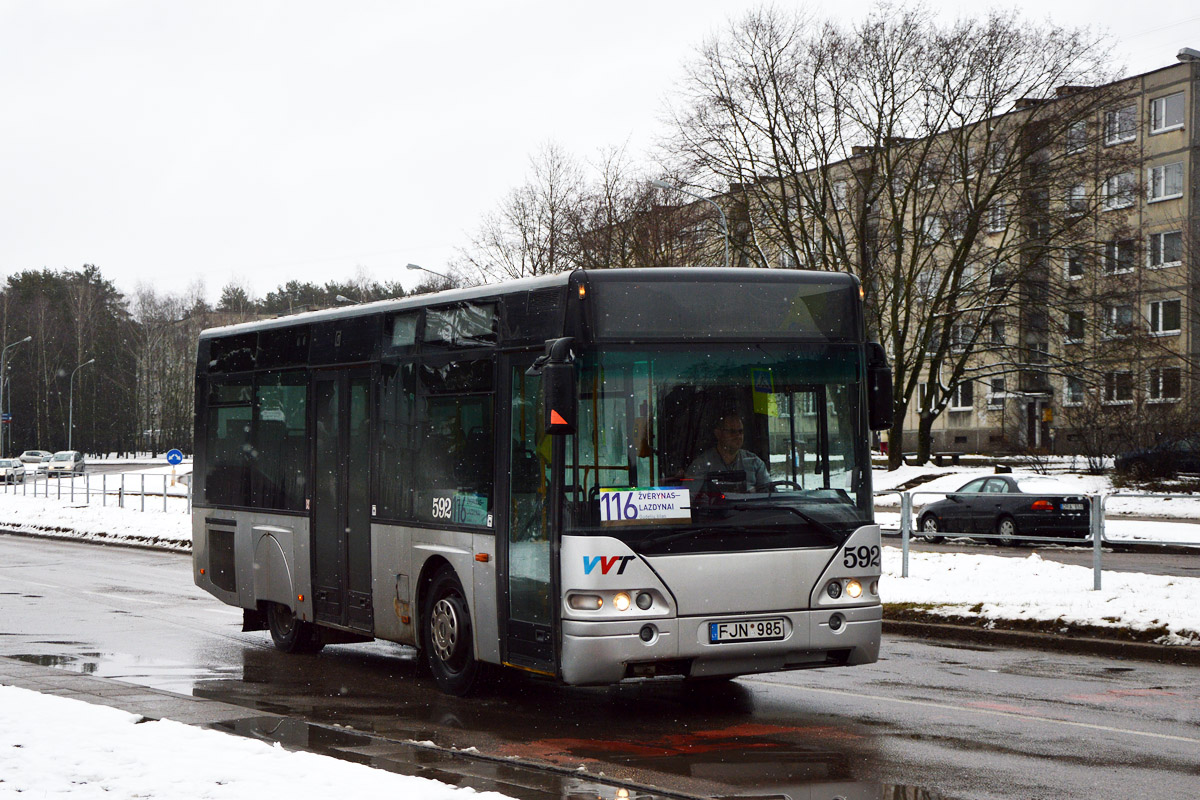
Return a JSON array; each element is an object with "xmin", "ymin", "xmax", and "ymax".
[{"xmin": 166, "ymin": 449, "xmax": 184, "ymax": 465}]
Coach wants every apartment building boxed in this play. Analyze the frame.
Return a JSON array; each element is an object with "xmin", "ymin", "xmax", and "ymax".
[{"xmin": 922, "ymin": 51, "xmax": 1198, "ymax": 456}]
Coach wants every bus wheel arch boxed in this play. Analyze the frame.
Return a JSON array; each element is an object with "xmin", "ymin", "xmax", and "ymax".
[{"xmin": 420, "ymin": 564, "xmax": 485, "ymax": 696}]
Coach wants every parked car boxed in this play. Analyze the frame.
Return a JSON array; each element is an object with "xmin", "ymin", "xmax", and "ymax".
[
  {"xmin": 0, "ymin": 458, "xmax": 25, "ymax": 484},
  {"xmin": 918, "ymin": 475, "xmax": 1090, "ymax": 544},
  {"xmin": 1114, "ymin": 436, "xmax": 1200, "ymax": 478},
  {"xmin": 46, "ymin": 450, "xmax": 86, "ymax": 477},
  {"xmin": 18, "ymin": 450, "xmax": 52, "ymax": 469}
]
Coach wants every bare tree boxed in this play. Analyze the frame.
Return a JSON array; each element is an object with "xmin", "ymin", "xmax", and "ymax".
[
  {"xmin": 663, "ymin": 4, "xmax": 1126, "ymax": 467},
  {"xmin": 459, "ymin": 143, "xmax": 583, "ymax": 281}
]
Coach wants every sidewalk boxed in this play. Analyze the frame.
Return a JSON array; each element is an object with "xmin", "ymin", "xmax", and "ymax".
[{"xmin": 0, "ymin": 656, "xmax": 644, "ymax": 800}]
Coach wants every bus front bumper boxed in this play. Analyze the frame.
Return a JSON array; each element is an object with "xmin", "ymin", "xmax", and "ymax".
[{"xmin": 559, "ymin": 605, "xmax": 881, "ymax": 686}]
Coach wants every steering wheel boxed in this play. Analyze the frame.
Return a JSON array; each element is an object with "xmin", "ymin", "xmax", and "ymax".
[{"xmin": 765, "ymin": 480, "xmax": 803, "ymax": 493}]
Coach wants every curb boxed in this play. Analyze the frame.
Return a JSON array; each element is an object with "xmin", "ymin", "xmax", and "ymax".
[{"xmin": 884, "ymin": 619, "xmax": 1200, "ymax": 665}]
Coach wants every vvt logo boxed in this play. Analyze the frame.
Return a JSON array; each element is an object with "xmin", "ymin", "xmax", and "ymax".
[{"xmin": 582, "ymin": 555, "xmax": 636, "ymax": 575}]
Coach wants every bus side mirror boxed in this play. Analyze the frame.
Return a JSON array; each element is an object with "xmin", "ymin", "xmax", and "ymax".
[
  {"xmin": 866, "ymin": 342, "xmax": 893, "ymax": 431},
  {"xmin": 536, "ymin": 337, "xmax": 577, "ymax": 435}
]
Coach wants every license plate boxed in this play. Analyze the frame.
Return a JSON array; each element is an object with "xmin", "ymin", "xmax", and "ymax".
[
  {"xmin": 1062, "ymin": 503, "xmax": 1084, "ymax": 510},
  {"xmin": 709, "ymin": 618, "xmax": 786, "ymax": 643}
]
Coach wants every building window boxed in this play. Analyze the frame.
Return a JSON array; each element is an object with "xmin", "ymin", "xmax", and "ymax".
[
  {"xmin": 987, "ymin": 202, "xmax": 1007, "ymax": 233},
  {"xmin": 949, "ymin": 323, "xmax": 975, "ymax": 352},
  {"xmin": 1103, "ymin": 172, "xmax": 1136, "ymax": 210},
  {"xmin": 1147, "ymin": 231, "xmax": 1183, "ymax": 268},
  {"xmin": 919, "ymin": 161, "xmax": 939, "ymax": 189},
  {"xmin": 920, "ymin": 214, "xmax": 943, "ymax": 240},
  {"xmin": 1066, "ymin": 310, "xmax": 1085, "ymax": 343},
  {"xmin": 1065, "ymin": 247, "xmax": 1085, "ymax": 280},
  {"xmin": 990, "ymin": 321, "xmax": 1006, "ymax": 345},
  {"xmin": 1064, "ymin": 376, "xmax": 1086, "ymax": 406},
  {"xmin": 1103, "ymin": 371, "xmax": 1134, "ymax": 404},
  {"xmin": 988, "ymin": 141, "xmax": 1006, "ymax": 174},
  {"xmin": 1104, "ymin": 239, "xmax": 1135, "ymax": 274},
  {"xmin": 1148, "ymin": 367, "xmax": 1182, "ymax": 402},
  {"xmin": 987, "ymin": 377, "xmax": 1006, "ymax": 410},
  {"xmin": 1103, "ymin": 304, "xmax": 1134, "ymax": 338},
  {"xmin": 1104, "ymin": 104, "xmax": 1137, "ymax": 145},
  {"xmin": 832, "ymin": 180, "xmax": 849, "ymax": 210},
  {"xmin": 1066, "ymin": 120, "xmax": 1087, "ymax": 153},
  {"xmin": 1148, "ymin": 162, "xmax": 1184, "ymax": 202},
  {"xmin": 1149, "ymin": 92, "xmax": 1185, "ymax": 134},
  {"xmin": 1066, "ymin": 184, "xmax": 1087, "ymax": 215},
  {"xmin": 1148, "ymin": 298, "xmax": 1181, "ymax": 335},
  {"xmin": 950, "ymin": 381, "xmax": 974, "ymax": 411}
]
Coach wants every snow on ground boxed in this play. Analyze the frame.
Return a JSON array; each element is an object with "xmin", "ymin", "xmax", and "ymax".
[
  {"xmin": 0, "ymin": 493, "xmax": 191, "ymax": 549},
  {"xmin": 0, "ymin": 684, "xmax": 515, "ymax": 800},
  {"xmin": 882, "ymin": 546, "xmax": 1200, "ymax": 646}
]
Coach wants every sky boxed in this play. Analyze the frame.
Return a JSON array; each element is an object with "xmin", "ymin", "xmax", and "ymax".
[{"xmin": 4, "ymin": 1, "xmax": 1200, "ymax": 303}]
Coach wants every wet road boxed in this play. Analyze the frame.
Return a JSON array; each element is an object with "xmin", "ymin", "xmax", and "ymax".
[{"xmin": 1, "ymin": 535, "xmax": 1198, "ymax": 800}]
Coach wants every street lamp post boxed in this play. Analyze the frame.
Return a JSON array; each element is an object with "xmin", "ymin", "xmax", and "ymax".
[
  {"xmin": 650, "ymin": 180, "xmax": 730, "ymax": 269},
  {"xmin": 405, "ymin": 263, "xmax": 450, "ymax": 281},
  {"xmin": 69, "ymin": 358, "xmax": 95, "ymax": 452},
  {"xmin": 0, "ymin": 336, "xmax": 32, "ymax": 457}
]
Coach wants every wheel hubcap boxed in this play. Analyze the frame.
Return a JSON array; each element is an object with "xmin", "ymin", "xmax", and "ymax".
[
  {"xmin": 1000, "ymin": 521, "xmax": 1014, "ymax": 539},
  {"xmin": 274, "ymin": 606, "xmax": 296, "ymax": 636},
  {"xmin": 924, "ymin": 519, "xmax": 937, "ymax": 532},
  {"xmin": 431, "ymin": 598, "xmax": 460, "ymax": 663}
]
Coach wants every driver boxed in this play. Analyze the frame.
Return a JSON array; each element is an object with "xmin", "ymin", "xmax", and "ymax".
[{"xmin": 685, "ymin": 413, "xmax": 771, "ymax": 492}]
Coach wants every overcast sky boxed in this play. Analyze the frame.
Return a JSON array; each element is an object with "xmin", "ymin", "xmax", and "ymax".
[{"xmin": 4, "ymin": 0, "xmax": 1199, "ymax": 302}]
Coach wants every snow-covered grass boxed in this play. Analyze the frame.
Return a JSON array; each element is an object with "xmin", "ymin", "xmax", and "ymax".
[
  {"xmin": 0, "ymin": 685, "xmax": 515, "ymax": 800},
  {"xmin": 0, "ymin": 493, "xmax": 190, "ymax": 550},
  {"xmin": 882, "ymin": 546, "xmax": 1200, "ymax": 646}
]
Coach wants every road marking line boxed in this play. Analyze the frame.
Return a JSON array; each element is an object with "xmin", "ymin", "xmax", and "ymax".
[{"xmin": 741, "ymin": 678, "xmax": 1200, "ymax": 745}]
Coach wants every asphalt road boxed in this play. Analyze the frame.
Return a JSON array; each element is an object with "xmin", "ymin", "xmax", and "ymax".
[{"xmin": 1, "ymin": 535, "xmax": 1197, "ymax": 800}]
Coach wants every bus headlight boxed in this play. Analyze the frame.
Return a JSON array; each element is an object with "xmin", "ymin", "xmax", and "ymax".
[
  {"xmin": 846, "ymin": 580, "xmax": 863, "ymax": 599},
  {"xmin": 826, "ymin": 581, "xmax": 843, "ymax": 599},
  {"xmin": 613, "ymin": 592, "xmax": 632, "ymax": 611},
  {"xmin": 567, "ymin": 593, "xmax": 603, "ymax": 610}
]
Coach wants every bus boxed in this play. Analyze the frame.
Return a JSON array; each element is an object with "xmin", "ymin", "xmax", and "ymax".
[{"xmin": 192, "ymin": 268, "xmax": 893, "ymax": 695}]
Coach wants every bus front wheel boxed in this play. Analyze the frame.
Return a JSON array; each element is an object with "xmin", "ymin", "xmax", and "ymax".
[
  {"xmin": 267, "ymin": 603, "xmax": 324, "ymax": 654},
  {"xmin": 422, "ymin": 568, "xmax": 484, "ymax": 696}
]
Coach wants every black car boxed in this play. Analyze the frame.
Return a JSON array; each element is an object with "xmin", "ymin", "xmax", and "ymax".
[
  {"xmin": 1114, "ymin": 437, "xmax": 1200, "ymax": 478},
  {"xmin": 917, "ymin": 475, "xmax": 1090, "ymax": 544}
]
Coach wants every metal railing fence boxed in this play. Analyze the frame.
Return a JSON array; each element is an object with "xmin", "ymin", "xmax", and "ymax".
[
  {"xmin": 0, "ymin": 469, "xmax": 192, "ymax": 514},
  {"xmin": 876, "ymin": 488, "xmax": 1198, "ymax": 590}
]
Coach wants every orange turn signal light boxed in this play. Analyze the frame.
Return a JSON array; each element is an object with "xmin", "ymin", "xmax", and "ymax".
[
  {"xmin": 475, "ymin": 553, "xmax": 490, "ymax": 562},
  {"xmin": 297, "ymin": 594, "xmax": 305, "ymax": 602}
]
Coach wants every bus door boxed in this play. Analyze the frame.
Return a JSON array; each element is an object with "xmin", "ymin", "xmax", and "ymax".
[
  {"xmin": 311, "ymin": 367, "xmax": 374, "ymax": 633},
  {"xmin": 503, "ymin": 364, "xmax": 558, "ymax": 676}
]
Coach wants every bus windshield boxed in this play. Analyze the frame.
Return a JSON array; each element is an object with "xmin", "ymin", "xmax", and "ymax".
[{"xmin": 567, "ymin": 344, "xmax": 871, "ymax": 553}]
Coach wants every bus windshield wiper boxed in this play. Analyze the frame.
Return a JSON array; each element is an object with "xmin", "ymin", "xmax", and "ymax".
[{"xmin": 724, "ymin": 503, "xmax": 843, "ymax": 542}]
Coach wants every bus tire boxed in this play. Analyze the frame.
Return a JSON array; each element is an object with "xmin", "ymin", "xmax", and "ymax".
[
  {"xmin": 422, "ymin": 567, "xmax": 484, "ymax": 696},
  {"xmin": 267, "ymin": 602, "xmax": 324, "ymax": 654}
]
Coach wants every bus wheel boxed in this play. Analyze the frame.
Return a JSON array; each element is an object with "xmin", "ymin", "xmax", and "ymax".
[
  {"xmin": 423, "ymin": 568, "xmax": 483, "ymax": 696},
  {"xmin": 267, "ymin": 603, "xmax": 324, "ymax": 654}
]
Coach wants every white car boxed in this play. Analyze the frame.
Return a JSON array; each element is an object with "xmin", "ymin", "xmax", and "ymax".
[
  {"xmin": 0, "ymin": 459, "xmax": 25, "ymax": 484},
  {"xmin": 19, "ymin": 450, "xmax": 52, "ymax": 471},
  {"xmin": 46, "ymin": 450, "xmax": 85, "ymax": 477}
]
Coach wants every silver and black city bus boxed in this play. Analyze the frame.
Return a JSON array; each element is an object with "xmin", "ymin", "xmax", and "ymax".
[{"xmin": 192, "ymin": 268, "xmax": 893, "ymax": 695}]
